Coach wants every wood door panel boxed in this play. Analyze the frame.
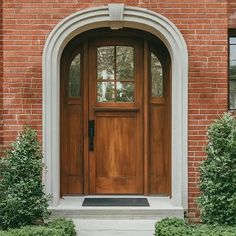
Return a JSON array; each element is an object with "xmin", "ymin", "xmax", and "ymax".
[
  {"xmin": 67, "ymin": 175, "xmax": 83, "ymax": 194},
  {"xmin": 96, "ymin": 177, "xmax": 137, "ymax": 194},
  {"xmin": 69, "ymin": 106, "xmax": 83, "ymax": 194},
  {"xmin": 96, "ymin": 116, "xmax": 136, "ymax": 178},
  {"xmin": 62, "ymin": 106, "xmax": 84, "ymax": 194},
  {"xmin": 68, "ymin": 107, "xmax": 83, "ymax": 174},
  {"xmin": 149, "ymin": 104, "xmax": 170, "ymax": 194},
  {"xmin": 91, "ymin": 114, "xmax": 142, "ymax": 194}
]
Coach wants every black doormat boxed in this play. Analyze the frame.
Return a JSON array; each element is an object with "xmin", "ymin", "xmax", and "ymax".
[{"xmin": 82, "ymin": 198, "xmax": 150, "ymax": 207}]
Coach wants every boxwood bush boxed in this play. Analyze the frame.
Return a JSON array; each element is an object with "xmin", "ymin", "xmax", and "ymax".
[
  {"xmin": 0, "ymin": 219, "xmax": 76, "ymax": 236},
  {"xmin": 198, "ymin": 113, "xmax": 236, "ymax": 225},
  {"xmin": 155, "ymin": 218, "xmax": 236, "ymax": 236},
  {"xmin": 0, "ymin": 127, "xmax": 50, "ymax": 230}
]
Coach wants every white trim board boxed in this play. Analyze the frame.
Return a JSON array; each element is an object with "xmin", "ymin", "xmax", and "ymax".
[{"xmin": 42, "ymin": 4, "xmax": 188, "ymax": 210}]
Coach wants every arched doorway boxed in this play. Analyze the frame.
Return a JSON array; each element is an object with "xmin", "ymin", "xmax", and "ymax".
[
  {"xmin": 60, "ymin": 29, "xmax": 171, "ymax": 196},
  {"xmin": 43, "ymin": 4, "xmax": 188, "ymax": 209}
]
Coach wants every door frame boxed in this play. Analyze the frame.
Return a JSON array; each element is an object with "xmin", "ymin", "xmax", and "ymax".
[
  {"xmin": 60, "ymin": 31, "xmax": 171, "ymax": 196},
  {"xmin": 43, "ymin": 4, "xmax": 188, "ymax": 209}
]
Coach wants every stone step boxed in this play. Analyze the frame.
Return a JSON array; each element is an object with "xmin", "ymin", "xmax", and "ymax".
[
  {"xmin": 50, "ymin": 196, "xmax": 184, "ymax": 220},
  {"xmin": 51, "ymin": 208, "xmax": 183, "ymax": 220},
  {"xmin": 50, "ymin": 196, "xmax": 184, "ymax": 235},
  {"xmin": 73, "ymin": 219, "xmax": 157, "ymax": 236}
]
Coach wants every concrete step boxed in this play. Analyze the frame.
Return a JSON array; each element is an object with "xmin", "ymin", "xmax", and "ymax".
[
  {"xmin": 73, "ymin": 219, "xmax": 156, "ymax": 236},
  {"xmin": 50, "ymin": 196, "xmax": 184, "ymax": 235},
  {"xmin": 50, "ymin": 196, "xmax": 184, "ymax": 220}
]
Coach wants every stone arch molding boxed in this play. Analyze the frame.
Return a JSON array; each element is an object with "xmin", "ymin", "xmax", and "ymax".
[{"xmin": 43, "ymin": 4, "xmax": 188, "ymax": 209}]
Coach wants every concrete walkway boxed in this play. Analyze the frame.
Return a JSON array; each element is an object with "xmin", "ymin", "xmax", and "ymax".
[
  {"xmin": 50, "ymin": 197, "xmax": 184, "ymax": 235},
  {"xmin": 73, "ymin": 219, "xmax": 157, "ymax": 236}
]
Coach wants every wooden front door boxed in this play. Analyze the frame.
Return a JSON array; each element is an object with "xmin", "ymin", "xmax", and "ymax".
[
  {"xmin": 88, "ymin": 39, "xmax": 144, "ymax": 194},
  {"xmin": 60, "ymin": 29, "xmax": 171, "ymax": 197}
]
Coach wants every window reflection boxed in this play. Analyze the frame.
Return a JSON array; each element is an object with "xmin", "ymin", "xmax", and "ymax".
[
  {"xmin": 230, "ymin": 37, "xmax": 236, "ymax": 109},
  {"xmin": 69, "ymin": 53, "xmax": 81, "ymax": 97},
  {"xmin": 116, "ymin": 46, "xmax": 134, "ymax": 81},
  {"xmin": 97, "ymin": 82, "xmax": 115, "ymax": 102},
  {"xmin": 151, "ymin": 52, "xmax": 163, "ymax": 97},
  {"xmin": 97, "ymin": 47, "xmax": 115, "ymax": 80},
  {"xmin": 97, "ymin": 46, "xmax": 134, "ymax": 102}
]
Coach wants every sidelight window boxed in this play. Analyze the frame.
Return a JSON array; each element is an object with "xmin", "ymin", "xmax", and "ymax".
[
  {"xmin": 68, "ymin": 53, "xmax": 81, "ymax": 97},
  {"xmin": 151, "ymin": 52, "xmax": 163, "ymax": 97}
]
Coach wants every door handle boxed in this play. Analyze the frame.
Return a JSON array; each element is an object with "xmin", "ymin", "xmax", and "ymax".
[{"xmin": 89, "ymin": 120, "xmax": 95, "ymax": 151}]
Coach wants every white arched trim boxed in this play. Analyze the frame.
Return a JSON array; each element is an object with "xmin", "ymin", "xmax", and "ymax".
[{"xmin": 43, "ymin": 4, "xmax": 188, "ymax": 210}]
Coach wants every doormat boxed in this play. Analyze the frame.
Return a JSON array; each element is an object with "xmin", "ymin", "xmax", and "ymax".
[{"xmin": 82, "ymin": 198, "xmax": 150, "ymax": 207}]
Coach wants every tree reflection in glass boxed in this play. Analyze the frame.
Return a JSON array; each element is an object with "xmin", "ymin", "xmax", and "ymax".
[
  {"xmin": 69, "ymin": 53, "xmax": 81, "ymax": 97},
  {"xmin": 116, "ymin": 46, "xmax": 134, "ymax": 81},
  {"xmin": 116, "ymin": 82, "xmax": 134, "ymax": 102},
  {"xmin": 97, "ymin": 46, "xmax": 135, "ymax": 102},
  {"xmin": 230, "ymin": 39, "xmax": 236, "ymax": 109},
  {"xmin": 97, "ymin": 82, "xmax": 115, "ymax": 102},
  {"xmin": 97, "ymin": 47, "xmax": 115, "ymax": 80},
  {"xmin": 151, "ymin": 53, "xmax": 163, "ymax": 97}
]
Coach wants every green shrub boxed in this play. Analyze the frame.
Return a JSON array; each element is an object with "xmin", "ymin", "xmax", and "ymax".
[
  {"xmin": 0, "ymin": 127, "xmax": 51, "ymax": 230},
  {"xmin": 47, "ymin": 219, "xmax": 76, "ymax": 236},
  {"xmin": 0, "ymin": 219, "xmax": 76, "ymax": 236},
  {"xmin": 0, "ymin": 227, "xmax": 65, "ymax": 236},
  {"xmin": 198, "ymin": 112, "xmax": 236, "ymax": 225},
  {"xmin": 155, "ymin": 218, "xmax": 236, "ymax": 236},
  {"xmin": 155, "ymin": 218, "xmax": 191, "ymax": 236}
]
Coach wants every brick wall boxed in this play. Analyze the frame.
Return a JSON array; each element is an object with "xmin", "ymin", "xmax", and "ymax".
[{"xmin": 1, "ymin": 0, "xmax": 230, "ymax": 222}]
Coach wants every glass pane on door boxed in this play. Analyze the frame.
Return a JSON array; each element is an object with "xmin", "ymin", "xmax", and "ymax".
[
  {"xmin": 69, "ymin": 53, "xmax": 81, "ymax": 97},
  {"xmin": 97, "ymin": 46, "xmax": 134, "ymax": 102},
  {"xmin": 116, "ymin": 82, "xmax": 134, "ymax": 102},
  {"xmin": 151, "ymin": 52, "xmax": 163, "ymax": 97},
  {"xmin": 97, "ymin": 82, "xmax": 115, "ymax": 102},
  {"xmin": 116, "ymin": 46, "xmax": 134, "ymax": 81},
  {"xmin": 97, "ymin": 46, "xmax": 115, "ymax": 80}
]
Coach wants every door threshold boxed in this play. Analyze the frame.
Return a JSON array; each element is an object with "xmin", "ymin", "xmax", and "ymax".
[
  {"xmin": 51, "ymin": 195, "xmax": 182, "ymax": 210},
  {"xmin": 56, "ymin": 195, "xmax": 179, "ymax": 209}
]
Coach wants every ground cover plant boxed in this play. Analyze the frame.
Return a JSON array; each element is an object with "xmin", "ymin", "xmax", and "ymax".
[
  {"xmin": 0, "ymin": 218, "xmax": 76, "ymax": 236},
  {"xmin": 155, "ymin": 218, "xmax": 236, "ymax": 236}
]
